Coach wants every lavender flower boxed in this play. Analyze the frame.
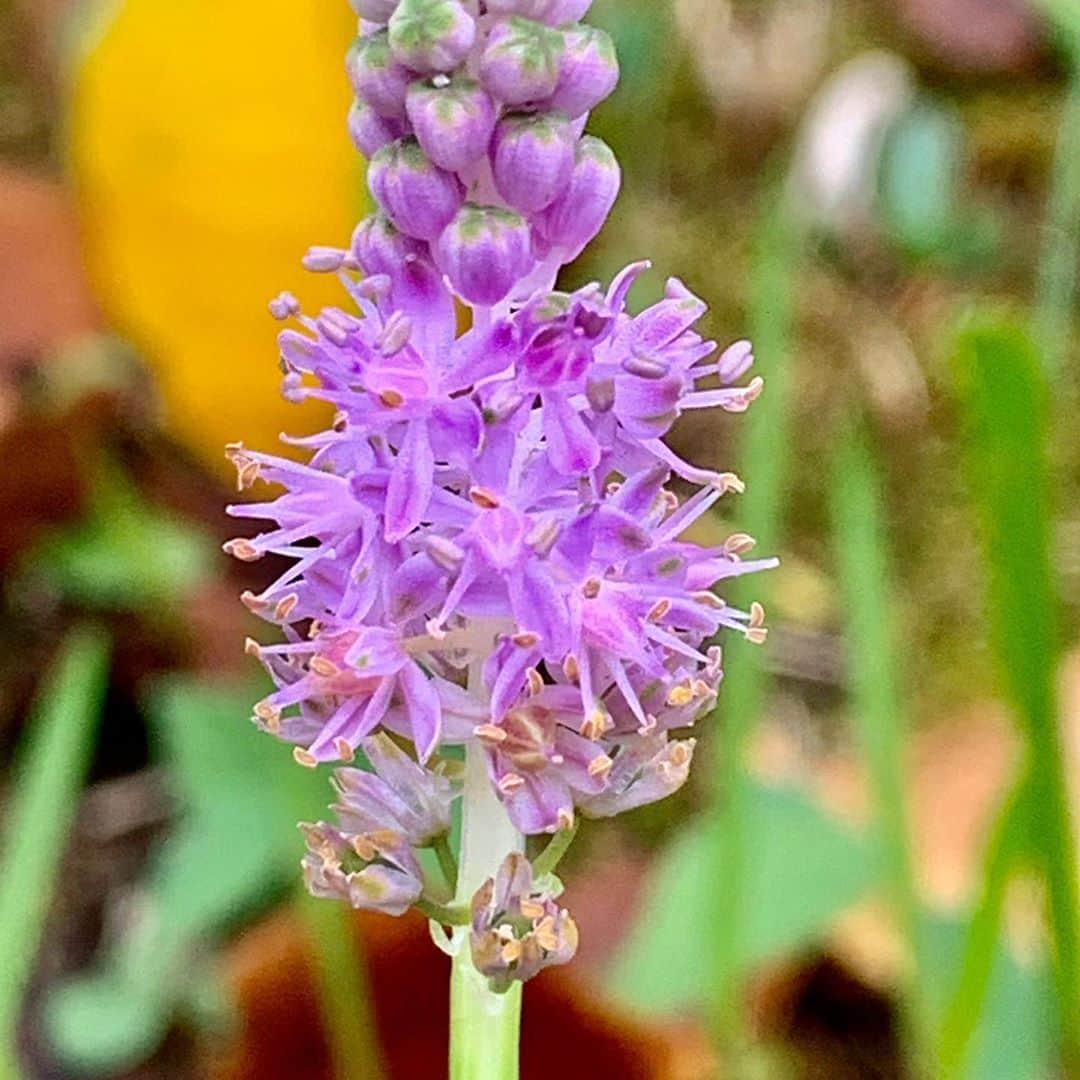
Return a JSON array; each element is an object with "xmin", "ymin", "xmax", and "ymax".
[
  {"xmin": 229, "ymin": 0, "xmax": 777, "ymax": 1005},
  {"xmin": 470, "ymin": 853, "xmax": 579, "ymax": 992}
]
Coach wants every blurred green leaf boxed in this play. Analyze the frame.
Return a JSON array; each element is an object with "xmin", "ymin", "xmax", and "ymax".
[
  {"xmin": 609, "ymin": 782, "xmax": 872, "ymax": 1014},
  {"xmin": 0, "ymin": 627, "xmax": 110, "ymax": 1077},
  {"xmin": 923, "ymin": 913, "xmax": 1053, "ymax": 1080},
  {"xmin": 18, "ymin": 470, "xmax": 215, "ymax": 612},
  {"xmin": 45, "ymin": 677, "xmax": 331, "ymax": 1074},
  {"xmin": 952, "ymin": 314, "xmax": 1079, "ymax": 1063}
]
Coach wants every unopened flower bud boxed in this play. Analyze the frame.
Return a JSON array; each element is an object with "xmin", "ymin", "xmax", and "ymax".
[
  {"xmin": 348, "ymin": 99, "xmax": 408, "ymax": 157},
  {"xmin": 350, "ymin": 0, "xmax": 399, "ymax": 20},
  {"xmin": 351, "ymin": 212, "xmax": 429, "ymax": 277},
  {"xmin": 535, "ymin": 135, "xmax": 620, "ymax": 258},
  {"xmin": 346, "ymin": 30, "xmax": 412, "ymax": 119},
  {"xmin": 302, "ymin": 246, "xmax": 347, "ymax": 273},
  {"xmin": 388, "ymin": 0, "xmax": 476, "ymax": 74},
  {"xmin": 543, "ymin": 25, "xmax": 618, "ymax": 119},
  {"xmin": 479, "ymin": 17, "xmax": 564, "ymax": 106},
  {"xmin": 435, "ymin": 204, "xmax": 534, "ymax": 305},
  {"xmin": 491, "ymin": 111, "xmax": 576, "ymax": 213},
  {"xmin": 485, "ymin": 0, "xmax": 592, "ymax": 25},
  {"xmin": 470, "ymin": 853, "xmax": 578, "ymax": 991},
  {"xmin": 717, "ymin": 339, "xmax": 754, "ymax": 384},
  {"xmin": 406, "ymin": 75, "xmax": 497, "ymax": 173},
  {"xmin": 369, "ymin": 138, "xmax": 465, "ymax": 241}
]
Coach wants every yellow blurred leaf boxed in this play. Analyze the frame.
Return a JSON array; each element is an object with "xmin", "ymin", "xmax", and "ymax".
[{"xmin": 67, "ymin": 0, "xmax": 364, "ymax": 473}]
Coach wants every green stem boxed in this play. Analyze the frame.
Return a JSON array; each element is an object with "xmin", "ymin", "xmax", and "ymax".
[
  {"xmin": 416, "ymin": 897, "xmax": 469, "ymax": 926},
  {"xmin": 828, "ymin": 423, "xmax": 932, "ymax": 1074},
  {"xmin": 297, "ymin": 889, "xmax": 384, "ymax": 1080},
  {"xmin": 533, "ymin": 818, "xmax": 578, "ymax": 878},
  {"xmin": 433, "ymin": 833, "xmax": 459, "ymax": 895},
  {"xmin": 937, "ymin": 774, "xmax": 1029, "ymax": 1080},
  {"xmin": 449, "ymin": 651, "xmax": 524, "ymax": 1080},
  {"xmin": 708, "ymin": 187, "xmax": 801, "ymax": 1057}
]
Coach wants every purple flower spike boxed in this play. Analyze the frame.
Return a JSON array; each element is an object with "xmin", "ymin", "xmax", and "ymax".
[
  {"xmin": 346, "ymin": 30, "xmax": 412, "ymax": 119},
  {"xmin": 543, "ymin": 25, "xmax": 619, "ymax": 119},
  {"xmin": 234, "ymin": 0, "xmax": 778, "ymax": 995},
  {"xmin": 535, "ymin": 135, "xmax": 620, "ymax": 258},
  {"xmin": 479, "ymin": 17, "xmax": 564, "ymax": 107},
  {"xmin": 435, "ymin": 204, "xmax": 534, "ymax": 305},
  {"xmin": 485, "ymin": 0, "xmax": 593, "ymax": 25},
  {"xmin": 470, "ymin": 853, "xmax": 579, "ymax": 991},
  {"xmin": 388, "ymin": 0, "xmax": 476, "ymax": 75},
  {"xmin": 348, "ymin": 99, "xmax": 408, "ymax": 158},
  {"xmin": 369, "ymin": 137, "xmax": 465, "ymax": 241},
  {"xmin": 350, "ymin": 0, "xmax": 400, "ymax": 21},
  {"xmin": 406, "ymin": 75, "xmax": 497, "ymax": 173},
  {"xmin": 491, "ymin": 112, "xmax": 577, "ymax": 214}
]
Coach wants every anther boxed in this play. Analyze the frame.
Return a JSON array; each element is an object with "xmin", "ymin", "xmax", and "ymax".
[
  {"xmin": 469, "ymin": 486, "xmax": 502, "ymax": 510},
  {"xmin": 724, "ymin": 532, "xmax": 757, "ymax": 556},
  {"xmin": 223, "ymin": 538, "xmax": 261, "ymax": 562},
  {"xmin": 474, "ymin": 723, "xmax": 508, "ymax": 745},
  {"xmin": 309, "ymin": 656, "xmax": 341, "ymax": 678}
]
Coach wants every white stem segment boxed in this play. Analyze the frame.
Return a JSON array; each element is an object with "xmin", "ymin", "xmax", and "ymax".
[{"xmin": 449, "ymin": 646, "xmax": 524, "ymax": 1080}]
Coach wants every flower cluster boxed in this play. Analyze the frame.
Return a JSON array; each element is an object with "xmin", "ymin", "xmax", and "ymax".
[
  {"xmin": 228, "ymin": 0, "xmax": 775, "ymax": 990},
  {"xmin": 335, "ymin": 0, "xmax": 621, "ymax": 305}
]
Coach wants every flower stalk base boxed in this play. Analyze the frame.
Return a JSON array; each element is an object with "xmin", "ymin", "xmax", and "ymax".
[{"xmin": 450, "ymin": 667, "xmax": 524, "ymax": 1079}]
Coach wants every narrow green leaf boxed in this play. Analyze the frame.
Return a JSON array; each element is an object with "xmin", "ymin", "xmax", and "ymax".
[
  {"xmin": 298, "ymin": 890, "xmax": 385, "ymax": 1080},
  {"xmin": 937, "ymin": 775, "xmax": 1031, "ymax": 1079},
  {"xmin": 952, "ymin": 314, "xmax": 1080, "ymax": 1064},
  {"xmin": 708, "ymin": 187, "xmax": 802, "ymax": 1044},
  {"xmin": 0, "ymin": 627, "xmax": 111, "ymax": 1075},
  {"xmin": 828, "ymin": 424, "xmax": 930, "ymax": 1068}
]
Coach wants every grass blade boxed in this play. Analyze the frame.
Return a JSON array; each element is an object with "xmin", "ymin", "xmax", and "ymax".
[
  {"xmin": 709, "ymin": 188, "xmax": 802, "ymax": 1048},
  {"xmin": 828, "ymin": 422, "xmax": 931, "ymax": 1071},
  {"xmin": 0, "ymin": 626, "xmax": 111, "ymax": 1075},
  {"xmin": 297, "ymin": 890, "xmax": 385, "ymax": 1080},
  {"xmin": 937, "ymin": 773, "xmax": 1030, "ymax": 1079},
  {"xmin": 952, "ymin": 314, "xmax": 1079, "ymax": 1067}
]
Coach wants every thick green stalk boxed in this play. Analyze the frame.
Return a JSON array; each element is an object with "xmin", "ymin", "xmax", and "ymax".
[{"xmin": 449, "ymin": 655, "xmax": 524, "ymax": 1080}]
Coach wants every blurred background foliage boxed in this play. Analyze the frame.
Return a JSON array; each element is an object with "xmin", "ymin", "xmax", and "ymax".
[{"xmin": 0, "ymin": 0, "xmax": 1078, "ymax": 1077}]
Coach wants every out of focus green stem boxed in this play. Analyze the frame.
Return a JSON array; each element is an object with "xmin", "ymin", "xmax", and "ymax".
[
  {"xmin": 1033, "ymin": 59, "xmax": 1080, "ymax": 377},
  {"xmin": 297, "ymin": 889, "xmax": 384, "ymax": 1080},
  {"xmin": 0, "ymin": 627, "xmax": 110, "ymax": 1079},
  {"xmin": 709, "ymin": 189, "xmax": 801, "ymax": 1056},
  {"xmin": 937, "ymin": 773, "xmax": 1030, "ymax": 1080},
  {"xmin": 828, "ymin": 423, "xmax": 932, "ymax": 1074}
]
